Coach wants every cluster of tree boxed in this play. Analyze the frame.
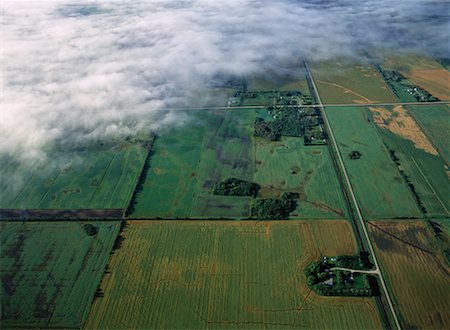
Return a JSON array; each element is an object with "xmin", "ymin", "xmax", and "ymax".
[
  {"xmin": 304, "ymin": 260, "xmax": 377, "ymax": 297},
  {"xmin": 250, "ymin": 192, "xmax": 299, "ymax": 220},
  {"xmin": 378, "ymin": 67, "xmax": 439, "ymax": 102},
  {"xmin": 334, "ymin": 254, "xmax": 373, "ymax": 270},
  {"xmin": 349, "ymin": 150, "xmax": 362, "ymax": 159},
  {"xmin": 388, "ymin": 148, "xmax": 427, "ymax": 214},
  {"xmin": 212, "ymin": 178, "xmax": 260, "ymax": 197},
  {"xmin": 83, "ymin": 223, "xmax": 99, "ymax": 236},
  {"xmin": 313, "ymin": 273, "xmax": 376, "ymax": 297},
  {"xmin": 382, "ymin": 69, "xmax": 406, "ymax": 82},
  {"xmin": 254, "ymin": 108, "xmax": 321, "ymax": 141}
]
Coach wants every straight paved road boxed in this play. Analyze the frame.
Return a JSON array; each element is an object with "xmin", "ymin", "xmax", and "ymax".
[{"xmin": 304, "ymin": 61, "xmax": 402, "ymax": 330}]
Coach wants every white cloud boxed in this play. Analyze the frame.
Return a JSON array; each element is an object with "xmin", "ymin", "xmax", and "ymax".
[{"xmin": 1, "ymin": 0, "xmax": 448, "ymax": 161}]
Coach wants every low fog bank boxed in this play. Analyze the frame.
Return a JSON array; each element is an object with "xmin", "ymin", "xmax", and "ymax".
[{"xmin": 2, "ymin": 0, "xmax": 449, "ymax": 162}]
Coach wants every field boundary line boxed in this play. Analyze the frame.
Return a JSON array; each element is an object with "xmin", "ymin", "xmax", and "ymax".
[
  {"xmin": 410, "ymin": 156, "xmax": 449, "ymax": 214},
  {"xmin": 304, "ymin": 61, "xmax": 402, "ymax": 330}
]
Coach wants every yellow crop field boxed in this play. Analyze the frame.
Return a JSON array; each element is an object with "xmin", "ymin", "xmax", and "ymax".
[
  {"xmin": 85, "ymin": 220, "xmax": 382, "ymax": 329},
  {"xmin": 369, "ymin": 220, "xmax": 450, "ymax": 329}
]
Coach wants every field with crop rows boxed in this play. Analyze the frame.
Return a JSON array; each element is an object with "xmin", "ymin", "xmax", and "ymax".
[
  {"xmin": 86, "ymin": 220, "xmax": 382, "ymax": 329},
  {"xmin": 325, "ymin": 106, "xmax": 421, "ymax": 219},
  {"xmin": 254, "ymin": 137, "xmax": 346, "ymax": 219},
  {"xmin": 0, "ymin": 221, "xmax": 120, "ymax": 328},
  {"xmin": 310, "ymin": 60, "xmax": 397, "ymax": 104},
  {"xmin": 0, "ymin": 143, "xmax": 147, "ymax": 211},
  {"xmin": 369, "ymin": 220, "xmax": 450, "ymax": 329}
]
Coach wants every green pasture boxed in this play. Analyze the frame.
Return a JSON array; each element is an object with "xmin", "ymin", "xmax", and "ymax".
[
  {"xmin": 0, "ymin": 143, "xmax": 147, "ymax": 210},
  {"xmin": 0, "ymin": 221, "xmax": 120, "ymax": 328},
  {"xmin": 325, "ymin": 106, "xmax": 421, "ymax": 219}
]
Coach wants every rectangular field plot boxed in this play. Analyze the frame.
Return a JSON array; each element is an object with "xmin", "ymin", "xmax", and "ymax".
[
  {"xmin": 310, "ymin": 60, "xmax": 397, "ymax": 104},
  {"xmin": 0, "ymin": 143, "xmax": 148, "ymax": 212},
  {"xmin": 0, "ymin": 221, "xmax": 120, "ymax": 328},
  {"xmin": 86, "ymin": 220, "xmax": 382, "ymax": 329},
  {"xmin": 370, "ymin": 105, "xmax": 449, "ymax": 217},
  {"xmin": 325, "ymin": 106, "xmax": 421, "ymax": 219},
  {"xmin": 369, "ymin": 221, "xmax": 450, "ymax": 329},
  {"xmin": 254, "ymin": 137, "xmax": 346, "ymax": 219},
  {"xmin": 130, "ymin": 109, "xmax": 256, "ymax": 219}
]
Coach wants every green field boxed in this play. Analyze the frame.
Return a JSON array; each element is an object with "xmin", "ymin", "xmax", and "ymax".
[
  {"xmin": 0, "ymin": 142, "xmax": 148, "ymax": 210},
  {"xmin": 0, "ymin": 221, "xmax": 120, "ymax": 328},
  {"xmin": 407, "ymin": 105, "xmax": 450, "ymax": 163},
  {"xmin": 86, "ymin": 220, "xmax": 382, "ymax": 329},
  {"xmin": 310, "ymin": 60, "xmax": 397, "ymax": 104},
  {"xmin": 254, "ymin": 137, "xmax": 346, "ymax": 219},
  {"xmin": 325, "ymin": 106, "xmax": 421, "ymax": 219},
  {"xmin": 376, "ymin": 122, "xmax": 449, "ymax": 217},
  {"xmin": 130, "ymin": 108, "xmax": 347, "ymax": 219},
  {"xmin": 130, "ymin": 109, "xmax": 256, "ymax": 218}
]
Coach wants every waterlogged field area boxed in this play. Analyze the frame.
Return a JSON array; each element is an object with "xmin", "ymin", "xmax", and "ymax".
[
  {"xmin": 0, "ymin": 143, "xmax": 147, "ymax": 212},
  {"xmin": 130, "ymin": 108, "xmax": 346, "ymax": 219},
  {"xmin": 0, "ymin": 221, "xmax": 120, "ymax": 328},
  {"xmin": 369, "ymin": 221, "xmax": 450, "ymax": 329},
  {"xmin": 310, "ymin": 60, "xmax": 397, "ymax": 104},
  {"xmin": 86, "ymin": 221, "xmax": 382, "ymax": 329},
  {"xmin": 325, "ymin": 106, "xmax": 421, "ymax": 219}
]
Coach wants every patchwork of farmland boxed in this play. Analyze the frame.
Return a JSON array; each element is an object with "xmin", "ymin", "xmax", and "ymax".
[
  {"xmin": 370, "ymin": 106, "xmax": 449, "ymax": 217},
  {"xmin": 368, "ymin": 220, "xmax": 450, "ymax": 329},
  {"xmin": 381, "ymin": 53, "xmax": 450, "ymax": 101},
  {"xmin": 130, "ymin": 108, "xmax": 346, "ymax": 219},
  {"xmin": 86, "ymin": 220, "xmax": 382, "ymax": 329},
  {"xmin": 0, "ymin": 221, "xmax": 121, "ymax": 328},
  {"xmin": 0, "ymin": 142, "xmax": 148, "ymax": 213},
  {"xmin": 310, "ymin": 60, "xmax": 397, "ymax": 104},
  {"xmin": 325, "ymin": 106, "xmax": 421, "ymax": 219}
]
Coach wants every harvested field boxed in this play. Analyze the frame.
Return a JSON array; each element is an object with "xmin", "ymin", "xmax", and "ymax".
[
  {"xmin": 86, "ymin": 220, "xmax": 382, "ymax": 329},
  {"xmin": 369, "ymin": 105, "xmax": 438, "ymax": 155},
  {"xmin": 0, "ymin": 221, "xmax": 120, "ymax": 328},
  {"xmin": 369, "ymin": 221, "xmax": 450, "ymax": 329},
  {"xmin": 408, "ymin": 69, "xmax": 450, "ymax": 101}
]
